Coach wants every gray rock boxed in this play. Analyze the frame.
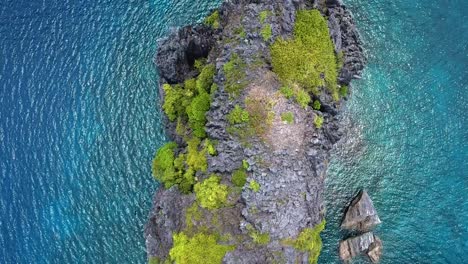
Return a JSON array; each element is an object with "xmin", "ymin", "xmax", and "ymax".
[
  {"xmin": 341, "ymin": 190, "xmax": 381, "ymax": 231},
  {"xmin": 339, "ymin": 232, "xmax": 383, "ymax": 263}
]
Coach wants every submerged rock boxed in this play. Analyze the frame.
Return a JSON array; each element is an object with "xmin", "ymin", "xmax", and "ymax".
[
  {"xmin": 341, "ymin": 190, "xmax": 381, "ymax": 231},
  {"xmin": 339, "ymin": 232, "xmax": 382, "ymax": 263}
]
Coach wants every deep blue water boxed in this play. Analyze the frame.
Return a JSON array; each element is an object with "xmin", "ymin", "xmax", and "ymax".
[
  {"xmin": 0, "ymin": 0, "xmax": 221, "ymax": 263},
  {"xmin": 0, "ymin": 0, "xmax": 466, "ymax": 263}
]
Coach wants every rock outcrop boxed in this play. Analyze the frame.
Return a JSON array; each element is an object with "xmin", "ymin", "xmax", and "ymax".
[
  {"xmin": 339, "ymin": 232, "xmax": 383, "ymax": 263},
  {"xmin": 341, "ymin": 190, "xmax": 381, "ymax": 231},
  {"xmin": 145, "ymin": 0, "xmax": 366, "ymax": 263}
]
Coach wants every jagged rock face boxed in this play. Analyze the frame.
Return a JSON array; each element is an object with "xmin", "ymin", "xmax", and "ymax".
[
  {"xmin": 341, "ymin": 190, "xmax": 381, "ymax": 231},
  {"xmin": 156, "ymin": 25, "xmax": 215, "ymax": 84},
  {"xmin": 145, "ymin": 0, "xmax": 366, "ymax": 263},
  {"xmin": 339, "ymin": 232, "xmax": 383, "ymax": 263}
]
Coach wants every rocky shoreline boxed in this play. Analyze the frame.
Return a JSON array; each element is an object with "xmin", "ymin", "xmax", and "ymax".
[{"xmin": 145, "ymin": 0, "xmax": 366, "ymax": 263}]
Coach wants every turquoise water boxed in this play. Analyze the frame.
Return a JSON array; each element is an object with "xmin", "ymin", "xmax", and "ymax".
[
  {"xmin": 0, "ymin": 0, "xmax": 220, "ymax": 263},
  {"xmin": 0, "ymin": 0, "xmax": 466, "ymax": 263},
  {"xmin": 321, "ymin": 0, "xmax": 468, "ymax": 263}
]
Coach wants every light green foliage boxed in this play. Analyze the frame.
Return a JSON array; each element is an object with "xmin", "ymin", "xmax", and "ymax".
[
  {"xmin": 152, "ymin": 142, "xmax": 177, "ymax": 187},
  {"xmin": 247, "ymin": 225, "xmax": 270, "ymax": 245},
  {"xmin": 289, "ymin": 220, "xmax": 326, "ymax": 264},
  {"xmin": 204, "ymin": 139, "xmax": 217, "ymax": 156},
  {"xmin": 196, "ymin": 64, "xmax": 216, "ymax": 93},
  {"xmin": 261, "ymin": 24, "xmax": 272, "ymax": 41},
  {"xmin": 281, "ymin": 112, "xmax": 294, "ymax": 124},
  {"xmin": 296, "ymin": 89, "xmax": 311, "ymax": 109},
  {"xmin": 259, "ymin": 10, "xmax": 272, "ymax": 24},
  {"xmin": 280, "ymin": 86, "xmax": 294, "ymax": 99},
  {"xmin": 185, "ymin": 202, "xmax": 202, "ymax": 231},
  {"xmin": 186, "ymin": 92, "xmax": 211, "ymax": 138},
  {"xmin": 232, "ymin": 168, "xmax": 247, "ymax": 187},
  {"xmin": 227, "ymin": 105, "xmax": 250, "ymax": 125},
  {"xmin": 162, "ymin": 84, "xmax": 183, "ymax": 121},
  {"xmin": 336, "ymin": 50, "xmax": 345, "ymax": 71},
  {"xmin": 194, "ymin": 175, "xmax": 229, "ymax": 209},
  {"xmin": 223, "ymin": 54, "xmax": 247, "ymax": 96},
  {"xmin": 169, "ymin": 232, "xmax": 235, "ymax": 264},
  {"xmin": 339, "ymin": 85, "xmax": 348, "ymax": 97},
  {"xmin": 314, "ymin": 115, "xmax": 324, "ymax": 129},
  {"xmin": 204, "ymin": 10, "xmax": 220, "ymax": 29},
  {"xmin": 313, "ymin": 100, "xmax": 321, "ymax": 110},
  {"xmin": 194, "ymin": 58, "xmax": 207, "ymax": 71},
  {"xmin": 271, "ymin": 10, "xmax": 338, "ymax": 99},
  {"xmin": 242, "ymin": 159, "xmax": 250, "ymax": 170},
  {"xmin": 186, "ymin": 138, "xmax": 208, "ymax": 172},
  {"xmin": 249, "ymin": 180, "xmax": 260, "ymax": 192}
]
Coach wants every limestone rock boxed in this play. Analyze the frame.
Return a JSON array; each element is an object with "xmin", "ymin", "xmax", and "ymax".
[
  {"xmin": 341, "ymin": 190, "xmax": 381, "ymax": 231},
  {"xmin": 339, "ymin": 232, "xmax": 382, "ymax": 263}
]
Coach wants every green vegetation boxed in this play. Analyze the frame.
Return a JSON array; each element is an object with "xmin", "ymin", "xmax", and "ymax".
[
  {"xmin": 162, "ymin": 63, "xmax": 215, "ymax": 139},
  {"xmin": 204, "ymin": 10, "xmax": 220, "ymax": 29},
  {"xmin": 271, "ymin": 10, "xmax": 339, "ymax": 100},
  {"xmin": 261, "ymin": 24, "xmax": 272, "ymax": 41},
  {"xmin": 247, "ymin": 225, "xmax": 270, "ymax": 245},
  {"xmin": 281, "ymin": 112, "xmax": 294, "ymax": 124},
  {"xmin": 259, "ymin": 10, "xmax": 272, "ymax": 24},
  {"xmin": 284, "ymin": 220, "xmax": 326, "ymax": 264},
  {"xmin": 204, "ymin": 139, "xmax": 217, "ymax": 156},
  {"xmin": 234, "ymin": 26, "xmax": 247, "ymax": 38},
  {"xmin": 313, "ymin": 100, "xmax": 321, "ymax": 110},
  {"xmin": 249, "ymin": 180, "xmax": 261, "ymax": 192},
  {"xmin": 339, "ymin": 85, "xmax": 348, "ymax": 97},
  {"xmin": 280, "ymin": 86, "xmax": 294, "ymax": 99},
  {"xmin": 245, "ymin": 97, "xmax": 275, "ymax": 137},
  {"xmin": 227, "ymin": 105, "xmax": 250, "ymax": 125},
  {"xmin": 314, "ymin": 115, "xmax": 324, "ymax": 129},
  {"xmin": 223, "ymin": 54, "xmax": 248, "ymax": 97},
  {"xmin": 187, "ymin": 138, "xmax": 208, "ymax": 172},
  {"xmin": 232, "ymin": 168, "xmax": 247, "ymax": 187},
  {"xmin": 151, "ymin": 142, "xmax": 195, "ymax": 194},
  {"xmin": 169, "ymin": 232, "xmax": 235, "ymax": 264},
  {"xmin": 296, "ymin": 89, "xmax": 311, "ymax": 109},
  {"xmin": 336, "ymin": 50, "xmax": 345, "ymax": 71},
  {"xmin": 242, "ymin": 159, "xmax": 250, "ymax": 170},
  {"xmin": 194, "ymin": 175, "xmax": 229, "ymax": 209}
]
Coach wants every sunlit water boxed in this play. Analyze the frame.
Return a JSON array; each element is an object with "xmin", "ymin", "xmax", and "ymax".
[{"xmin": 0, "ymin": 0, "xmax": 466, "ymax": 263}]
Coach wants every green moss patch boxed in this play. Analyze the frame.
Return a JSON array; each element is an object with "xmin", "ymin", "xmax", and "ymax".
[
  {"xmin": 283, "ymin": 220, "xmax": 326, "ymax": 264},
  {"xmin": 223, "ymin": 54, "xmax": 248, "ymax": 97},
  {"xmin": 271, "ymin": 10, "xmax": 339, "ymax": 100},
  {"xmin": 281, "ymin": 112, "xmax": 294, "ymax": 124},
  {"xmin": 232, "ymin": 168, "xmax": 247, "ymax": 187},
  {"xmin": 169, "ymin": 232, "xmax": 235, "ymax": 264},
  {"xmin": 194, "ymin": 175, "xmax": 229, "ymax": 209},
  {"xmin": 204, "ymin": 10, "xmax": 220, "ymax": 29}
]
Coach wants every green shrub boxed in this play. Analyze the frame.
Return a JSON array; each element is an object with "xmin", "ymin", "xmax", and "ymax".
[
  {"xmin": 194, "ymin": 175, "xmax": 229, "ymax": 209},
  {"xmin": 270, "ymin": 10, "xmax": 338, "ymax": 98},
  {"xmin": 204, "ymin": 11, "xmax": 220, "ymax": 29},
  {"xmin": 162, "ymin": 84, "xmax": 183, "ymax": 121},
  {"xmin": 296, "ymin": 89, "xmax": 311, "ymax": 109},
  {"xmin": 227, "ymin": 105, "xmax": 250, "ymax": 125},
  {"xmin": 232, "ymin": 168, "xmax": 247, "ymax": 187},
  {"xmin": 289, "ymin": 220, "xmax": 326, "ymax": 264},
  {"xmin": 249, "ymin": 180, "xmax": 260, "ymax": 192},
  {"xmin": 280, "ymin": 86, "xmax": 294, "ymax": 99},
  {"xmin": 170, "ymin": 232, "xmax": 235, "ymax": 264},
  {"xmin": 339, "ymin": 85, "xmax": 348, "ymax": 97},
  {"xmin": 313, "ymin": 100, "xmax": 321, "ymax": 110},
  {"xmin": 261, "ymin": 24, "xmax": 272, "ymax": 41},
  {"xmin": 314, "ymin": 115, "xmax": 324, "ymax": 129},
  {"xmin": 152, "ymin": 142, "xmax": 178, "ymax": 187},
  {"xmin": 186, "ymin": 92, "xmax": 211, "ymax": 138},
  {"xmin": 247, "ymin": 224, "xmax": 270, "ymax": 245},
  {"xmin": 223, "ymin": 54, "xmax": 247, "ymax": 96},
  {"xmin": 194, "ymin": 58, "xmax": 207, "ymax": 71},
  {"xmin": 196, "ymin": 64, "xmax": 216, "ymax": 93},
  {"xmin": 281, "ymin": 112, "xmax": 294, "ymax": 124},
  {"xmin": 186, "ymin": 138, "xmax": 208, "ymax": 172},
  {"xmin": 204, "ymin": 139, "xmax": 217, "ymax": 156},
  {"xmin": 259, "ymin": 10, "xmax": 272, "ymax": 24},
  {"xmin": 242, "ymin": 159, "xmax": 250, "ymax": 170}
]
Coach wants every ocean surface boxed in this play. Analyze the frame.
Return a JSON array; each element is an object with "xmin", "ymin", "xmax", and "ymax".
[{"xmin": 0, "ymin": 0, "xmax": 466, "ymax": 264}]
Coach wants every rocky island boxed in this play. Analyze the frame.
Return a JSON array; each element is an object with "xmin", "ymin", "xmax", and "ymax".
[{"xmin": 145, "ymin": 0, "xmax": 366, "ymax": 263}]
